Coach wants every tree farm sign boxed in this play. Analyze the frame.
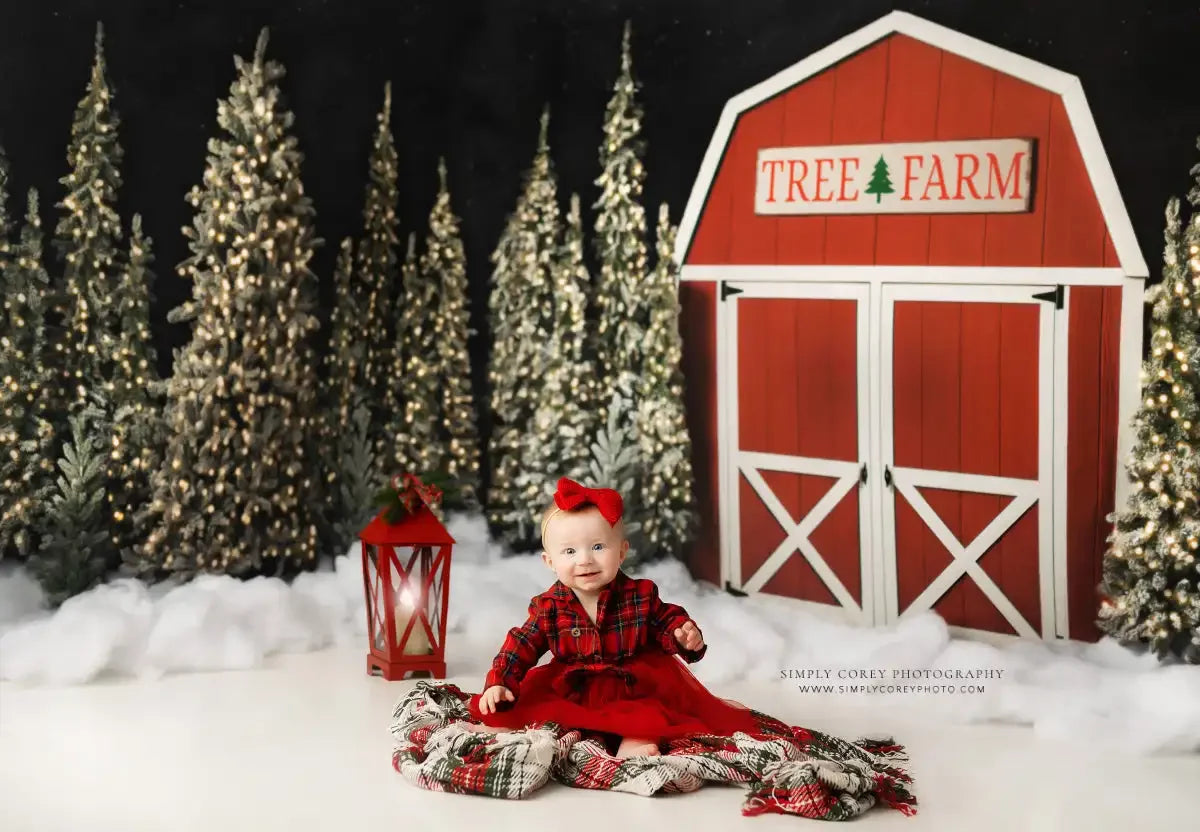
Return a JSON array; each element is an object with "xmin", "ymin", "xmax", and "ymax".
[{"xmin": 755, "ymin": 139, "xmax": 1033, "ymax": 215}]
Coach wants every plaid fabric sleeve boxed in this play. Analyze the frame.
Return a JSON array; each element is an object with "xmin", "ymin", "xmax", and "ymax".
[
  {"xmin": 647, "ymin": 582, "xmax": 707, "ymax": 663},
  {"xmin": 483, "ymin": 597, "xmax": 549, "ymax": 696}
]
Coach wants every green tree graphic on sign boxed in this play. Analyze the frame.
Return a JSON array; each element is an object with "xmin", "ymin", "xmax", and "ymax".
[{"xmin": 865, "ymin": 155, "xmax": 894, "ymax": 203}]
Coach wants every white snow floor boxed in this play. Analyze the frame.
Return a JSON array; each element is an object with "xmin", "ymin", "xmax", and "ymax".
[
  {"xmin": 3, "ymin": 513, "xmax": 1200, "ymax": 829},
  {"xmin": 3, "ymin": 641, "xmax": 1200, "ymax": 832}
]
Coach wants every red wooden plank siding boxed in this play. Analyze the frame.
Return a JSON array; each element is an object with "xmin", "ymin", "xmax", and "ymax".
[
  {"xmin": 920, "ymin": 303, "xmax": 967, "ymax": 626},
  {"xmin": 984, "ymin": 75, "xmax": 1052, "ymax": 265},
  {"xmin": 809, "ymin": 298, "xmax": 862, "ymax": 605},
  {"xmin": 874, "ymin": 35, "xmax": 942, "ymax": 264},
  {"xmin": 927, "ymin": 52, "xmax": 996, "ymax": 265},
  {"xmin": 824, "ymin": 41, "xmax": 889, "ymax": 264},
  {"xmin": 729, "ymin": 105, "xmax": 783, "ymax": 263},
  {"xmin": 777, "ymin": 71, "xmax": 836, "ymax": 263},
  {"xmin": 992, "ymin": 304, "xmax": 1042, "ymax": 634},
  {"xmin": 1067, "ymin": 287, "xmax": 1105, "ymax": 640},
  {"xmin": 958, "ymin": 302, "xmax": 1009, "ymax": 634},
  {"xmin": 891, "ymin": 302, "xmax": 926, "ymax": 614},
  {"xmin": 1104, "ymin": 233, "xmax": 1120, "ymax": 268},
  {"xmin": 1043, "ymin": 99, "xmax": 1107, "ymax": 266},
  {"xmin": 1065, "ymin": 287, "xmax": 1122, "ymax": 640},
  {"xmin": 679, "ymin": 283, "xmax": 721, "ymax": 586}
]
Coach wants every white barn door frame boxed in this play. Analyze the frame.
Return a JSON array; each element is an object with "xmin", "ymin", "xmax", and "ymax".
[
  {"xmin": 875, "ymin": 283, "xmax": 1063, "ymax": 640},
  {"xmin": 718, "ymin": 281, "xmax": 875, "ymax": 626}
]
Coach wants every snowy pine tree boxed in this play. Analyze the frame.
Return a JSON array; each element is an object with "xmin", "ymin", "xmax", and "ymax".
[
  {"xmin": 592, "ymin": 21, "xmax": 649, "ymax": 405},
  {"xmin": 636, "ymin": 204, "xmax": 697, "ymax": 558},
  {"xmin": 25, "ymin": 403, "xmax": 111, "ymax": 605},
  {"xmin": 314, "ymin": 237, "xmax": 364, "ymax": 551},
  {"xmin": 1100, "ymin": 171, "xmax": 1200, "ymax": 662},
  {"xmin": 134, "ymin": 29, "xmax": 322, "ymax": 579},
  {"xmin": 0, "ymin": 190, "xmax": 57, "ymax": 558},
  {"xmin": 589, "ymin": 387, "xmax": 643, "ymax": 563},
  {"xmin": 387, "ymin": 233, "xmax": 439, "ymax": 478},
  {"xmin": 355, "ymin": 83, "xmax": 402, "ymax": 462},
  {"xmin": 51, "ymin": 22, "xmax": 125, "ymax": 420},
  {"xmin": 487, "ymin": 108, "xmax": 560, "ymax": 543},
  {"xmin": 332, "ymin": 397, "xmax": 379, "ymax": 549},
  {"xmin": 424, "ymin": 159, "xmax": 481, "ymax": 509},
  {"xmin": 517, "ymin": 193, "xmax": 598, "ymax": 529},
  {"xmin": 107, "ymin": 215, "xmax": 164, "ymax": 561}
]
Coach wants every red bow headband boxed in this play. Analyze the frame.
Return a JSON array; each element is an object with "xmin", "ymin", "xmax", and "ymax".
[
  {"xmin": 554, "ymin": 477, "xmax": 624, "ymax": 525},
  {"xmin": 541, "ymin": 478, "xmax": 624, "ymax": 545}
]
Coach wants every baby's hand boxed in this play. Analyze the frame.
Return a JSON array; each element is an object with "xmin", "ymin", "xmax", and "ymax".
[
  {"xmin": 673, "ymin": 620, "xmax": 704, "ymax": 652},
  {"xmin": 479, "ymin": 685, "xmax": 514, "ymax": 715}
]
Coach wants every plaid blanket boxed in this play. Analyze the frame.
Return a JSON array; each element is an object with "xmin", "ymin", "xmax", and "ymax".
[{"xmin": 389, "ymin": 682, "xmax": 917, "ymax": 820}]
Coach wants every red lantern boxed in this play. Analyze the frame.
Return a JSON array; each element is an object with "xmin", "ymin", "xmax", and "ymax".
[{"xmin": 360, "ymin": 505, "xmax": 454, "ymax": 680}]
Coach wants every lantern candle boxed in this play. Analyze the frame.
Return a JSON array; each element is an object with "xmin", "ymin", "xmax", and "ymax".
[{"xmin": 395, "ymin": 589, "xmax": 432, "ymax": 655}]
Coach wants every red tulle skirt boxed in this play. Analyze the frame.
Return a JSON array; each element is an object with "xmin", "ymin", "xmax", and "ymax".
[{"xmin": 467, "ymin": 650, "xmax": 758, "ymax": 742}]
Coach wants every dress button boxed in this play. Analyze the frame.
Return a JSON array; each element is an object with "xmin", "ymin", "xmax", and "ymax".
[{"xmin": 571, "ymin": 627, "xmax": 581, "ymax": 637}]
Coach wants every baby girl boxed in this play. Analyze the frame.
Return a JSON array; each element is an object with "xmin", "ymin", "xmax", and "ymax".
[{"xmin": 468, "ymin": 477, "xmax": 756, "ymax": 757}]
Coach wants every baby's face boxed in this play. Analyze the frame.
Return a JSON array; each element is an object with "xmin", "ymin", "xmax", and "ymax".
[{"xmin": 542, "ymin": 507, "xmax": 628, "ymax": 594}]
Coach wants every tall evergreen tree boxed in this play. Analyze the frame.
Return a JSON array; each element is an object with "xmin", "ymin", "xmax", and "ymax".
[
  {"xmin": 386, "ymin": 233, "xmax": 438, "ymax": 477},
  {"xmin": 425, "ymin": 159, "xmax": 481, "ymax": 509},
  {"xmin": 592, "ymin": 21, "xmax": 649, "ymax": 405},
  {"xmin": 107, "ymin": 215, "xmax": 164, "ymax": 561},
  {"xmin": 636, "ymin": 204, "xmax": 697, "ymax": 558},
  {"xmin": 1100, "ymin": 152, "xmax": 1200, "ymax": 662},
  {"xmin": 51, "ymin": 22, "xmax": 125, "ymax": 420},
  {"xmin": 134, "ymin": 29, "xmax": 322, "ymax": 579},
  {"xmin": 517, "ymin": 193, "xmax": 598, "ymax": 527},
  {"xmin": 487, "ymin": 108, "xmax": 560, "ymax": 543},
  {"xmin": 25, "ymin": 403, "xmax": 111, "ymax": 605},
  {"xmin": 0, "ymin": 190, "xmax": 57, "ymax": 558},
  {"xmin": 355, "ymin": 82, "xmax": 402, "ymax": 462},
  {"xmin": 315, "ymin": 237, "xmax": 362, "ymax": 551}
]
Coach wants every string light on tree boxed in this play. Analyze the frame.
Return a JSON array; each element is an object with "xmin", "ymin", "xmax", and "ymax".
[
  {"xmin": 487, "ymin": 107, "xmax": 562, "ymax": 543},
  {"xmin": 130, "ymin": 28, "xmax": 322, "ymax": 580},
  {"xmin": 634, "ymin": 203, "xmax": 698, "ymax": 558},
  {"xmin": 0, "ymin": 184, "xmax": 57, "ymax": 559},
  {"xmin": 517, "ymin": 192, "xmax": 600, "ymax": 531},
  {"xmin": 51, "ymin": 22, "xmax": 125, "ymax": 425}
]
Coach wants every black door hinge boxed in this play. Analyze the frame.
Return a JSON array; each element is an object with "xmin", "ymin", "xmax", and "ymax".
[
  {"xmin": 720, "ymin": 282, "xmax": 744, "ymax": 301},
  {"xmin": 884, "ymin": 465, "xmax": 893, "ymax": 488},
  {"xmin": 1032, "ymin": 285, "xmax": 1064, "ymax": 309},
  {"xmin": 725, "ymin": 581, "xmax": 748, "ymax": 597},
  {"xmin": 859, "ymin": 463, "xmax": 868, "ymax": 486}
]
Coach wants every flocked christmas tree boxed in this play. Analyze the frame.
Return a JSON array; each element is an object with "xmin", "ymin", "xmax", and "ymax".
[
  {"xmin": 315, "ymin": 237, "xmax": 364, "ymax": 551},
  {"xmin": 592, "ymin": 21, "xmax": 649, "ymax": 406},
  {"xmin": 517, "ymin": 193, "xmax": 598, "ymax": 528},
  {"xmin": 1100, "ymin": 172, "xmax": 1200, "ymax": 662},
  {"xmin": 106, "ymin": 215, "xmax": 164, "ymax": 562},
  {"xmin": 355, "ymin": 82, "xmax": 402, "ymax": 463},
  {"xmin": 386, "ymin": 233, "xmax": 439, "ymax": 477},
  {"xmin": 24, "ymin": 402, "xmax": 111, "ymax": 605},
  {"xmin": 0, "ymin": 189, "xmax": 57, "ymax": 558},
  {"xmin": 51, "ymin": 22, "xmax": 125, "ymax": 420},
  {"xmin": 133, "ymin": 29, "xmax": 322, "ymax": 579},
  {"xmin": 590, "ymin": 387, "xmax": 644, "ymax": 563},
  {"xmin": 635, "ymin": 204, "xmax": 697, "ymax": 558},
  {"xmin": 424, "ymin": 159, "xmax": 481, "ymax": 509},
  {"xmin": 487, "ymin": 107, "xmax": 560, "ymax": 543}
]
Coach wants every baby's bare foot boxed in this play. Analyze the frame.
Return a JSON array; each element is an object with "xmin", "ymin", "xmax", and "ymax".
[{"xmin": 616, "ymin": 737, "xmax": 661, "ymax": 758}]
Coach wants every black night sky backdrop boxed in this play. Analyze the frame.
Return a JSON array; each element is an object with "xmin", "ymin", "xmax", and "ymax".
[{"xmin": 1, "ymin": 0, "xmax": 1197, "ymax": 485}]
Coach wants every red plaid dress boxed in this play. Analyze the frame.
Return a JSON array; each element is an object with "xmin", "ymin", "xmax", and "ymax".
[{"xmin": 468, "ymin": 570, "xmax": 758, "ymax": 741}]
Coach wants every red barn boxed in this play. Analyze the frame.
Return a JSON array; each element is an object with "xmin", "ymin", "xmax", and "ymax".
[{"xmin": 675, "ymin": 12, "xmax": 1148, "ymax": 644}]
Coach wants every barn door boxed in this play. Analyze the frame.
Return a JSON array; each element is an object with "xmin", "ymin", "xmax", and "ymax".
[
  {"xmin": 721, "ymin": 282, "xmax": 874, "ymax": 625},
  {"xmin": 880, "ymin": 284, "xmax": 1058, "ymax": 639}
]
